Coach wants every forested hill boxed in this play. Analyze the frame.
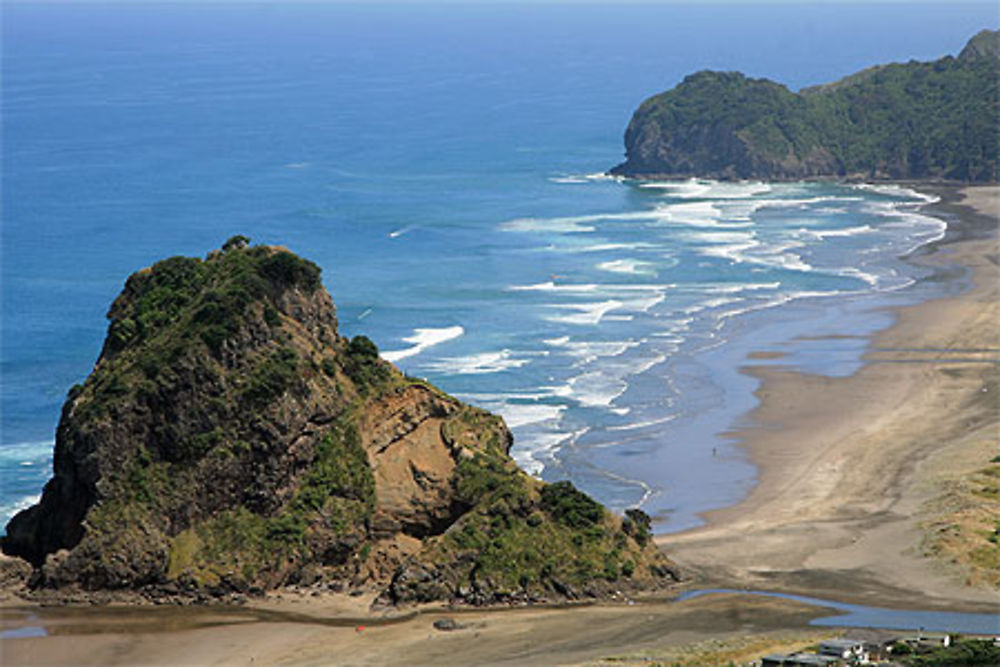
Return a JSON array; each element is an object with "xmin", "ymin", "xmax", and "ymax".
[{"xmin": 610, "ymin": 29, "xmax": 998, "ymax": 182}]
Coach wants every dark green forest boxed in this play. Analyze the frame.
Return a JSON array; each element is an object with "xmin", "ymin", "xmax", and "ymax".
[{"xmin": 613, "ymin": 29, "xmax": 998, "ymax": 182}]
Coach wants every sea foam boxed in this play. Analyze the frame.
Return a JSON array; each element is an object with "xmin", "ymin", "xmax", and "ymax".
[
  {"xmin": 381, "ymin": 326, "xmax": 464, "ymax": 362},
  {"xmin": 423, "ymin": 349, "xmax": 531, "ymax": 375},
  {"xmin": 545, "ymin": 300, "xmax": 623, "ymax": 325},
  {"xmin": 596, "ymin": 259, "xmax": 656, "ymax": 275}
]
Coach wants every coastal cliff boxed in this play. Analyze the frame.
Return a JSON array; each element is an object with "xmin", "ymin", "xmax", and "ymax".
[
  {"xmin": 611, "ymin": 29, "xmax": 999, "ymax": 182},
  {"xmin": 1, "ymin": 238, "xmax": 676, "ymax": 604}
]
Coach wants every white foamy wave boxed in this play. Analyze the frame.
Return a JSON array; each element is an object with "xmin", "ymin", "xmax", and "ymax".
[
  {"xmin": 607, "ymin": 414, "xmax": 678, "ymax": 431},
  {"xmin": 638, "ymin": 178, "xmax": 713, "ymax": 197},
  {"xmin": 799, "ymin": 224, "xmax": 875, "ymax": 239},
  {"xmin": 698, "ymin": 237, "xmax": 813, "ymax": 273},
  {"xmin": 833, "ymin": 266, "xmax": 880, "ymax": 286},
  {"xmin": 716, "ymin": 290, "xmax": 837, "ymax": 322},
  {"xmin": 546, "ymin": 337, "xmax": 638, "ymax": 363},
  {"xmin": 548, "ymin": 172, "xmax": 618, "ymax": 184},
  {"xmin": 500, "ymin": 208, "xmax": 665, "ymax": 234},
  {"xmin": 508, "ymin": 281, "xmax": 600, "ymax": 293},
  {"xmin": 381, "ymin": 326, "xmax": 464, "ymax": 362},
  {"xmin": 388, "ymin": 225, "xmax": 416, "ymax": 238},
  {"xmin": 568, "ymin": 371, "xmax": 628, "ymax": 408},
  {"xmin": 701, "ymin": 282, "xmax": 781, "ymax": 294},
  {"xmin": 871, "ymin": 206, "xmax": 947, "ymax": 236},
  {"xmin": 737, "ymin": 197, "xmax": 864, "ymax": 219},
  {"xmin": 654, "ymin": 200, "xmax": 769, "ymax": 228},
  {"xmin": 865, "ymin": 201, "xmax": 948, "ymax": 253},
  {"xmin": 685, "ymin": 230, "xmax": 757, "ymax": 245},
  {"xmin": 620, "ymin": 292, "xmax": 666, "ymax": 313},
  {"xmin": 0, "ymin": 441, "xmax": 53, "ymax": 466},
  {"xmin": 511, "ymin": 428, "xmax": 588, "ymax": 477},
  {"xmin": 697, "ymin": 239, "xmax": 757, "ymax": 263},
  {"xmin": 423, "ymin": 350, "xmax": 531, "ymax": 375},
  {"xmin": 545, "ymin": 300, "xmax": 622, "ymax": 325},
  {"xmin": 641, "ymin": 179, "xmax": 772, "ymax": 200},
  {"xmin": 681, "ymin": 296, "xmax": 744, "ymax": 315},
  {"xmin": 501, "ymin": 403, "xmax": 565, "ymax": 428},
  {"xmin": 596, "ymin": 259, "xmax": 656, "ymax": 275},
  {"xmin": 501, "ymin": 216, "xmax": 596, "ymax": 234},
  {"xmin": 620, "ymin": 349, "xmax": 671, "ymax": 377},
  {"xmin": 656, "ymin": 201, "xmax": 723, "ymax": 226},
  {"xmin": 853, "ymin": 183, "xmax": 940, "ymax": 203},
  {"xmin": 509, "ymin": 281, "xmax": 671, "ymax": 295},
  {"xmin": 714, "ymin": 181, "xmax": 773, "ymax": 198},
  {"xmin": 555, "ymin": 241, "xmax": 660, "ymax": 254},
  {"xmin": 582, "ymin": 172, "xmax": 621, "ymax": 182},
  {"xmin": 762, "ymin": 251, "xmax": 812, "ymax": 273},
  {"xmin": 1, "ymin": 494, "xmax": 41, "ymax": 525}
]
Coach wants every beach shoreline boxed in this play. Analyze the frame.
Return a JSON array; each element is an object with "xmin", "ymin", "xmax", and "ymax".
[
  {"xmin": 658, "ymin": 184, "xmax": 999, "ymax": 611},
  {"xmin": 2, "ymin": 185, "xmax": 996, "ymax": 666}
]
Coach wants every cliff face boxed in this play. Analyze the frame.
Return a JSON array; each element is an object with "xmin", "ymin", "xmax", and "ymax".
[
  {"xmin": 2, "ymin": 239, "xmax": 676, "ymax": 603},
  {"xmin": 611, "ymin": 30, "xmax": 999, "ymax": 182}
]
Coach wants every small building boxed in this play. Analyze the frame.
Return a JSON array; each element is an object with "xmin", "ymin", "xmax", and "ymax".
[
  {"xmin": 917, "ymin": 631, "xmax": 951, "ymax": 649},
  {"xmin": 760, "ymin": 653, "xmax": 843, "ymax": 666},
  {"xmin": 819, "ymin": 638, "xmax": 869, "ymax": 662},
  {"xmin": 894, "ymin": 631, "xmax": 952, "ymax": 651}
]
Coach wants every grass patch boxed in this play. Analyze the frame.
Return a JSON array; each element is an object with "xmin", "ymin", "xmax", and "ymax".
[{"xmin": 921, "ymin": 458, "xmax": 1000, "ymax": 588}]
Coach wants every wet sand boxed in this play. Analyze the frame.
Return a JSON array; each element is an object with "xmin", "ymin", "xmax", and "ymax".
[
  {"xmin": 1, "ymin": 592, "xmax": 831, "ymax": 666},
  {"xmin": 2, "ymin": 185, "xmax": 997, "ymax": 665}
]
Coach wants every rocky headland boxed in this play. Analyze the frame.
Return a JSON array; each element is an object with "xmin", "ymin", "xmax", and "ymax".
[
  {"xmin": 610, "ymin": 29, "xmax": 999, "ymax": 182},
  {"xmin": 0, "ymin": 237, "xmax": 677, "ymax": 605}
]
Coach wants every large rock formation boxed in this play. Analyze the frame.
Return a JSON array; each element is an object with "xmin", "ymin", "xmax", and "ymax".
[
  {"xmin": 611, "ymin": 29, "xmax": 999, "ymax": 182},
  {"xmin": 2, "ymin": 238, "xmax": 677, "ymax": 603}
]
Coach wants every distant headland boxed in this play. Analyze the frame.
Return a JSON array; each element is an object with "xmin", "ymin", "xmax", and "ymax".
[{"xmin": 610, "ymin": 29, "xmax": 999, "ymax": 182}]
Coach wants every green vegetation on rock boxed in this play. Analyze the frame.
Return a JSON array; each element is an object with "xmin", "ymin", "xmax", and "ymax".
[
  {"xmin": 385, "ymin": 408, "xmax": 676, "ymax": 605},
  {"xmin": 2, "ymin": 239, "xmax": 679, "ymax": 604},
  {"xmin": 611, "ymin": 30, "xmax": 999, "ymax": 182}
]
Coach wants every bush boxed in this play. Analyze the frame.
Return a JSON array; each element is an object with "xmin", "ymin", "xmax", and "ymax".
[
  {"xmin": 242, "ymin": 347, "xmax": 299, "ymax": 406},
  {"xmin": 256, "ymin": 250, "xmax": 321, "ymax": 292},
  {"xmin": 623, "ymin": 508, "xmax": 652, "ymax": 546},
  {"xmin": 222, "ymin": 235, "xmax": 250, "ymax": 252},
  {"xmin": 342, "ymin": 336, "xmax": 389, "ymax": 390},
  {"xmin": 540, "ymin": 481, "xmax": 605, "ymax": 530},
  {"xmin": 347, "ymin": 335, "xmax": 379, "ymax": 360},
  {"xmin": 903, "ymin": 638, "xmax": 1000, "ymax": 666}
]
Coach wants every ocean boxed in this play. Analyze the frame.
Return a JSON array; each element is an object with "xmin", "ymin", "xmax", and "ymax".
[{"xmin": 2, "ymin": 2, "xmax": 996, "ymax": 533}]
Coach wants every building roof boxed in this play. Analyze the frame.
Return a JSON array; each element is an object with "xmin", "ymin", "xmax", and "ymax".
[{"xmin": 785, "ymin": 653, "xmax": 842, "ymax": 666}]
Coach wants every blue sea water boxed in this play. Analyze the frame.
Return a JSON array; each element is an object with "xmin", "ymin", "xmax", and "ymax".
[{"xmin": 2, "ymin": 2, "xmax": 997, "ymax": 532}]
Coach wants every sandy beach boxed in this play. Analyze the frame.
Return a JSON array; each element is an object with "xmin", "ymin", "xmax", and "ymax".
[
  {"xmin": 658, "ymin": 184, "xmax": 1000, "ymax": 611},
  {"xmin": 2, "ymin": 185, "xmax": 997, "ymax": 666}
]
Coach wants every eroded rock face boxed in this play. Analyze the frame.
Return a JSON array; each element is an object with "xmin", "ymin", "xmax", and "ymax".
[
  {"xmin": 2, "ymin": 240, "xmax": 678, "ymax": 603},
  {"xmin": 361, "ymin": 386, "xmax": 465, "ymax": 539}
]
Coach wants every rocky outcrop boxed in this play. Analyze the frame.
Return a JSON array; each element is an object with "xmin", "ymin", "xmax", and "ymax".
[
  {"xmin": 960, "ymin": 28, "xmax": 1000, "ymax": 60},
  {"xmin": 611, "ymin": 30, "xmax": 999, "ymax": 182},
  {"xmin": 2, "ymin": 238, "xmax": 677, "ymax": 604}
]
